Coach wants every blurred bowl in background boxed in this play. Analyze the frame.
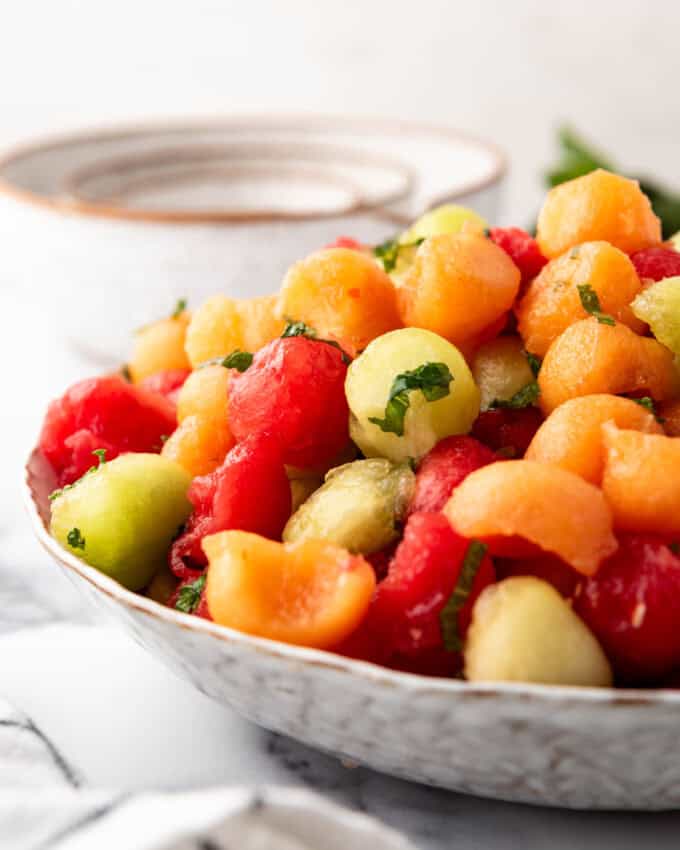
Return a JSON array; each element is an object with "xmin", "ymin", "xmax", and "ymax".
[{"xmin": 0, "ymin": 114, "xmax": 505, "ymax": 362}]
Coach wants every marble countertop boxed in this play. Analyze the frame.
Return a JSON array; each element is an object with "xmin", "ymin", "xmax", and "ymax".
[{"xmin": 3, "ymin": 247, "xmax": 680, "ymax": 850}]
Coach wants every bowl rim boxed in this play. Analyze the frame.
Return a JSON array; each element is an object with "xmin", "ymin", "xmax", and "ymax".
[
  {"xmin": 23, "ymin": 446, "xmax": 680, "ymax": 706},
  {"xmin": 0, "ymin": 112, "xmax": 506, "ymax": 226}
]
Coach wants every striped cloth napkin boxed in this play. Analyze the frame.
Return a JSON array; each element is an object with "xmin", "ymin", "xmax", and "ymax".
[{"xmin": 0, "ymin": 698, "xmax": 415, "ymax": 850}]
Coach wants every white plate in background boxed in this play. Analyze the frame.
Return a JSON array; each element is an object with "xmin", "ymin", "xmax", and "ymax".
[{"xmin": 0, "ymin": 115, "xmax": 505, "ymax": 362}]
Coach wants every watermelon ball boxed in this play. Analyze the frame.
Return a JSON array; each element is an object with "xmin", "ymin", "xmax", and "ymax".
[
  {"xmin": 489, "ymin": 226, "xmax": 548, "ymax": 288},
  {"xmin": 324, "ymin": 236, "xmax": 364, "ymax": 250},
  {"xmin": 409, "ymin": 435, "xmax": 496, "ymax": 515},
  {"xmin": 471, "ymin": 407, "xmax": 544, "ymax": 457},
  {"xmin": 574, "ymin": 535, "xmax": 680, "ymax": 684},
  {"xmin": 140, "ymin": 368, "xmax": 191, "ymax": 407},
  {"xmin": 169, "ymin": 432, "xmax": 291, "ymax": 579},
  {"xmin": 495, "ymin": 553, "xmax": 581, "ymax": 599},
  {"xmin": 40, "ymin": 374, "xmax": 177, "ymax": 487},
  {"xmin": 341, "ymin": 512, "xmax": 495, "ymax": 675},
  {"xmin": 630, "ymin": 247, "xmax": 680, "ymax": 282},
  {"xmin": 228, "ymin": 335, "xmax": 350, "ymax": 469}
]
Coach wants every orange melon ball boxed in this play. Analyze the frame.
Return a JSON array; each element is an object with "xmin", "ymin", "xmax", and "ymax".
[
  {"xmin": 164, "ymin": 363, "xmax": 234, "ymax": 476},
  {"xmin": 526, "ymin": 394, "xmax": 663, "ymax": 484},
  {"xmin": 161, "ymin": 414, "xmax": 234, "ymax": 477},
  {"xmin": 239, "ymin": 294, "xmax": 286, "ymax": 352},
  {"xmin": 176, "ymin": 364, "xmax": 231, "ymax": 424},
  {"xmin": 203, "ymin": 530, "xmax": 375, "ymax": 648},
  {"xmin": 185, "ymin": 294, "xmax": 283, "ymax": 367},
  {"xmin": 277, "ymin": 248, "xmax": 401, "ymax": 356},
  {"xmin": 536, "ymin": 169, "xmax": 661, "ymax": 259},
  {"xmin": 602, "ymin": 423, "xmax": 680, "ymax": 535},
  {"xmin": 444, "ymin": 460, "xmax": 617, "ymax": 576},
  {"xmin": 397, "ymin": 233, "xmax": 520, "ymax": 347},
  {"xmin": 185, "ymin": 295, "xmax": 242, "ymax": 367},
  {"xmin": 129, "ymin": 312, "xmax": 191, "ymax": 383},
  {"xmin": 517, "ymin": 241, "xmax": 645, "ymax": 357},
  {"xmin": 538, "ymin": 318, "xmax": 680, "ymax": 414}
]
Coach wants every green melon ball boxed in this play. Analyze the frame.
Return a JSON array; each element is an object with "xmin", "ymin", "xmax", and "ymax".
[
  {"xmin": 346, "ymin": 328, "xmax": 480, "ymax": 464},
  {"xmin": 400, "ymin": 204, "xmax": 488, "ymax": 244},
  {"xmin": 50, "ymin": 453, "xmax": 192, "ymax": 591},
  {"xmin": 631, "ymin": 276, "xmax": 680, "ymax": 356},
  {"xmin": 283, "ymin": 458, "xmax": 415, "ymax": 554}
]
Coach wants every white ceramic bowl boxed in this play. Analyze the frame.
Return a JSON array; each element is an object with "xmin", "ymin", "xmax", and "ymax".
[
  {"xmin": 0, "ymin": 115, "xmax": 504, "ymax": 363},
  {"xmin": 24, "ymin": 447, "xmax": 680, "ymax": 810}
]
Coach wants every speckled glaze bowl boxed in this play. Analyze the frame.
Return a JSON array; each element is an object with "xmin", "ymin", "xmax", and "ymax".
[{"xmin": 24, "ymin": 448, "xmax": 680, "ymax": 810}]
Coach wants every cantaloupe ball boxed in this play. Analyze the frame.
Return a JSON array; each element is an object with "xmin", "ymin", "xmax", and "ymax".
[
  {"xmin": 444, "ymin": 460, "xmax": 617, "ymax": 576},
  {"xmin": 185, "ymin": 294, "xmax": 283, "ymax": 367},
  {"xmin": 162, "ymin": 364, "xmax": 234, "ymax": 476},
  {"xmin": 277, "ymin": 248, "xmax": 402, "ymax": 356},
  {"xmin": 203, "ymin": 530, "xmax": 375, "ymax": 649},
  {"xmin": 536, "ymin": 169, "xmax": 661, "ymax": 259},
  {"xmin": 129, "ymin": 312, "xmax": 191, "ymax": 383},
  {"xmin": 601, "ymin": 423, "xmax": 680, "ymax": 536},
  {"xmin": 464, "ymin": 577, "xmax": 612, "ymax": 686},
  {"xmin": 176, "ymin": 364, "xmax": 231, "ymax": 424},
  {"xmin": 526, "ymin": 394, "xmax": 663, "ymax": 484},
  {"xmin": 239, "ymin": 294, "xmax": 286, "ymax": 352},
  {"xmin": 397, "ymin": 232, "xmax": 520, "ymax": 347},
  {"xmin": 517, "ymin": 241, "xmax": 645, "ymax": 358},
  {"xmin": 161, "ymin": 414, "xmax": 234, "ymax": 477},
  {"xmin": 538, "ymin": 318, "xmax": 680, "ymax": 414}
]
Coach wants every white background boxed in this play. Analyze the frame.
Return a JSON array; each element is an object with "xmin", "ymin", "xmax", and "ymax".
[{"xmin": 0, "ymin": 0, "xmax": 679, "ymax": 219}]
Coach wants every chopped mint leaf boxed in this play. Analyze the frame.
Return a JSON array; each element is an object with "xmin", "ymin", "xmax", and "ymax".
[
  {"xmin": 222, "ymin": 349, "xmax": 254, "ymax": 372},
  {"xmin": 374, "ymin": 238, "xmax": 401, "ymax": 273},
  {"xmin": 67, "ymin": 528, "xmax": 86, "ymax": 550},
  {"xmin": 282, "ymin": 320, "xmax": 317, "ymax": 339},
  {"xmin": 198, "ymin": 350, "xmax": 254, "ymax": 372},
  {"xmin": 577, "ymin": 284, "xmax": 615, "ymax": 325},
  {"xmin": 369, "ymin": 362, "xmax": 454, "ymax": 437},
  {"xmin": 489, "ymin": 381, "xmax": 540, "ymax": 410},
  {"xmin": 440, "ymin": 540, "xmax": 488, "ymax": 651},
  {"xmin": 171, "ymin": 298, "xmax": 188, "ymax": 319},
  {"xmin": 281, "ymin": 320, "xmax": 351, "ymax": 364},
  {"xmin": 524, "ymin": 350, "xmax": 542, "ymax": 378},
  {"xmin": 175, "ymin": 574, "xmax": 206, "ymax": 614},
  {"xmin": 92, "ymin": 449, "xmax": 107, "ymax": 466},
  {"xmin": 632, "ymin": 396, "xmax": 656, "ymax": 414},
  {"xmin": 120, "ymin": 364, "xmax": 132, "ymax": 382},
  {"xmin": 569, "ymin": 246, "xmax": 581, "ymax": 259},
  {"xmin": 630, "ymin": 396, "xmax": 665, "ymax": 424},
  {"xmin": 482, "ymin": 227, "xmax": 491, "ymax": 238},
  {"xmin": 373, "ymin": 237, "xmax": 424, "ymax": 273}
]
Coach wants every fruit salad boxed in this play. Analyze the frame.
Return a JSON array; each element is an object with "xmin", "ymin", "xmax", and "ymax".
[{"xmin": 40, "ymin": 169, "xmax": 680, "ymax": 688}]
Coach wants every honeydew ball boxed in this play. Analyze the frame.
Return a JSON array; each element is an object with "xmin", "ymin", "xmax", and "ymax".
[
  {"xmin": 345, "ymin": 328, "xmax": 480, "ymax": 463},
  {"xmin": 400, "ymin": 204, "xmax": 488, "ymax": 244},
  {"xmin": 50, "ymin": 453, "xmax": 192, "ymax": 591}
]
